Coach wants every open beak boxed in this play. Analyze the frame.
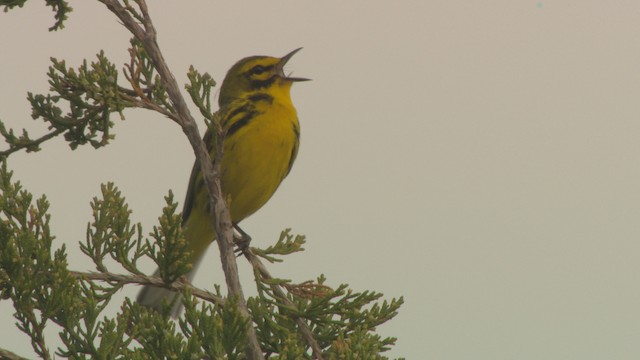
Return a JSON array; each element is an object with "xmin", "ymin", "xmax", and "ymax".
[{"xmin": 277, "ymin": 48, "xmax": 311, "ymax": 82}]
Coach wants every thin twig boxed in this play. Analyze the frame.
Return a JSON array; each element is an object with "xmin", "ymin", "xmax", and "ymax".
[
  {"xmin": 244, "ymin": 249, "xmax": 325, "ymax": 359},
  {"xmin": 0, "ymin": 347, "xmax": 30, "ymax": 360},
  {"xmin": 97, "ymin": 1, "xmax": 263, "ymax": 358},
  {"xmin": 121, "ymin": 93, "xmax": 178, "ymax": 123},
  {"xmin": 0, "ymin": 128, "xmax": 65, "ymax": 159},
  {"xmin": 26, "ymin": 309, "xmax": 51, "ymax": 360},
  {"xmin": 68, "ymin": 270, "xmax": 225, "ymax": 307}
]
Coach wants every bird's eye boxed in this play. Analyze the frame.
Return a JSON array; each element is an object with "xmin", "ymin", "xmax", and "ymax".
[{"xmin": 250, "ymin": 65, "xmax": 266, "ymax": 75}]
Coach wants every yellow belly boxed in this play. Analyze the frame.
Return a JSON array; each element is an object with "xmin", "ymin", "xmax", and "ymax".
[
  {"xmin": 182, "ymin": 102, "xmax": 299, "ymax": 259},
  {"xmin": 222, "ymin": 108, "xmax": 298, "ymax": 221}
]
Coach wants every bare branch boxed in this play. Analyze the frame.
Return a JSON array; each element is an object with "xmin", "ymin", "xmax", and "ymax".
[
  {"xmin": 0, "ymin": 347, "xmax": 31, "ymax": 360},
  {"xmin": 68, "ymin": 270, "xmax": 225, "ymax": 307}
]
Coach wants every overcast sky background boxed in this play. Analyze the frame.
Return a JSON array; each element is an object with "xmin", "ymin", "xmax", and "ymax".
[{"xmin": 2, "ymin": 1, "xmax": 640, "ymax": 359}]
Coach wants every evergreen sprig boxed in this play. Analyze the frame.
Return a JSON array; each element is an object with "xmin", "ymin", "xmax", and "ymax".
[
  {"xmin": 0, "ymin": 52, "xmax": 129, "ymax": 159},
  {"xmin": 0, "ymin": 161, "xmax": 81, "ymax": 360},
  {"xmin": 252, "ymin": 228, "xmax": 306, "ymax": 264},
  {"xmin": 0, "ymin": 0, "xmax": 71, "ymax": 31},
  {"xmin": 30, "ymin": 53, "xmax": 127, "ymax": 150},
  {"xmin": 124, "ymin": 39, "xmax": 173, "ymax": 117},
  {"xmin": 1, "ymin": 160, "xmax": 404, "ymax": 358},
  {"xmin": 82, "ymin": 182, "xmax": 146, "ymax": 274},
  {"xmin": 249, "ymin": 268, "xmax": 404, "ymax": 358},
  {"xmin": 186, "ymin": 66, "xmax": 216, "ymax": 124},
  {"xmin": 0, "ymin": 38, "xmax": 179, "ymax": 159},
  {"xmin": 147, "ymin": 191, "xmax": 191, "ymax": 283}
]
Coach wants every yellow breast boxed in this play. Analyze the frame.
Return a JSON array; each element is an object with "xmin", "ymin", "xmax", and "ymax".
[{"xmin": 221, "ymin": 94, "xmax": 300, "ymax": 222}]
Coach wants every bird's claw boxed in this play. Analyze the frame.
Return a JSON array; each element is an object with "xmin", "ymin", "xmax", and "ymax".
[{"xmin": 233, "ymin": 223, "xmax": 252, "ymax": 256}]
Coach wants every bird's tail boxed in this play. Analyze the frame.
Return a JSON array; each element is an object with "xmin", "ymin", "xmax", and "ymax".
[{"xmin": 136, "ymin": 253, "xmax": 205, "ymax": 318}]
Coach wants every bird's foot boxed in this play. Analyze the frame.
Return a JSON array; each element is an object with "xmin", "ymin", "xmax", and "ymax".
[{"xmin": 233, "ymin": 223, "xmax": 252, "ymax": 256}]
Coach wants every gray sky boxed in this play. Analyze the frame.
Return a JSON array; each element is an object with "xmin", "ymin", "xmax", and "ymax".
[{"xmin": 2, "ymin": 1, "xmax": 640, "ymax": 359}]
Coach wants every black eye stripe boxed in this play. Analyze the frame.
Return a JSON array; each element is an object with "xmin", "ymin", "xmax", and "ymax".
[{"xmin": 249, "ymin": 64, "xmax": 274, "ymax": 76}]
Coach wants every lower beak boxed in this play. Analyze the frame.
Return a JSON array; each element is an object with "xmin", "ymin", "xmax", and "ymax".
[{"xmin": 278, "ymin": 48, "xmax": 311, "ymax": 82}]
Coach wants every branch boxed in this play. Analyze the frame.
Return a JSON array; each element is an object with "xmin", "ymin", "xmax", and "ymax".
[
  {"xmin": 68, "ymin": 270, "xmax": 225, "ymax": 307},
  {"xmin": 22, "ymin": 308, "xmax": 52, "ymax": 360},
  {"xmin": 97, "ymin": 1, "xmax": 263, "ymax": 358},
  {"xmin": 0, "ymin": 347, "xmax": 30, "ymax": 360},
  {"xmin": 0, "ymin": 128, "xmax": 65, "ymax": 160},
  {"xmin": 244, "ymin": 249, "xmax": 325, "ymax": 359},
  {"xmin": 120, "ymin": 92, "xmax": 178, "ymax": 124}
]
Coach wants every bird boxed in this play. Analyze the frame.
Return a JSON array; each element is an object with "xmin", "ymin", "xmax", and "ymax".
[{"xmin": 136, "ymin": 48, "xmax": 308, "ymax": 315}]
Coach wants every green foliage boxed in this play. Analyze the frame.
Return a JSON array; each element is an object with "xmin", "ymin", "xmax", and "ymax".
[
  {"xmin": 180, "ymin": 294, "xmax": 249, "ymax": 359},
  {"xmin": 249, "ymin": 242, "xmax": 404, "ymax": 359},
  {"xmin": 147, "ymin": 191, "xmax": 192, "ymax": 283},
  {"xmin": 0, "ymin": 121, "xmax": 56, "ymax": 157},
  {"xmin": 0, "ymin": 53, "xmax": 129, "ymax": 159},
  {"xmin": 29, "ymin": 54, "xmax": 126, "ymax": 150},
  {"xmin": 186, "ymin": 66, "xmax": 216, "ymax": 124},
  {"xmin": 0, "ymin": 39, "xmax": 172, "ymax": 160},
  {"xmin": 1, "ymin": 0, "xmax": 71, "ymax": 31},
  {"xmin": 124, "ymin": 39, "xmax": 172, "ymax": 114},
  {"xmin": 1, "ymin": 162, "xmax": 404, "ymax": 358},
  {"xmin": 252, "ymin": 229, "xmax": 306, "ymax": 264},
  {"xmin": 0, "ymin": 161, "xmax": 81, "ymax": 359},
  {"xmin": 82, "ymin": 182, "xmax": 146, "ymax": 275}
]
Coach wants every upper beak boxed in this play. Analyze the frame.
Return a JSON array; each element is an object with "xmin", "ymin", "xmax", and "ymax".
[{"xmin": 277, "ymin": 47, "xmax": 311, "ymax": 82}]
